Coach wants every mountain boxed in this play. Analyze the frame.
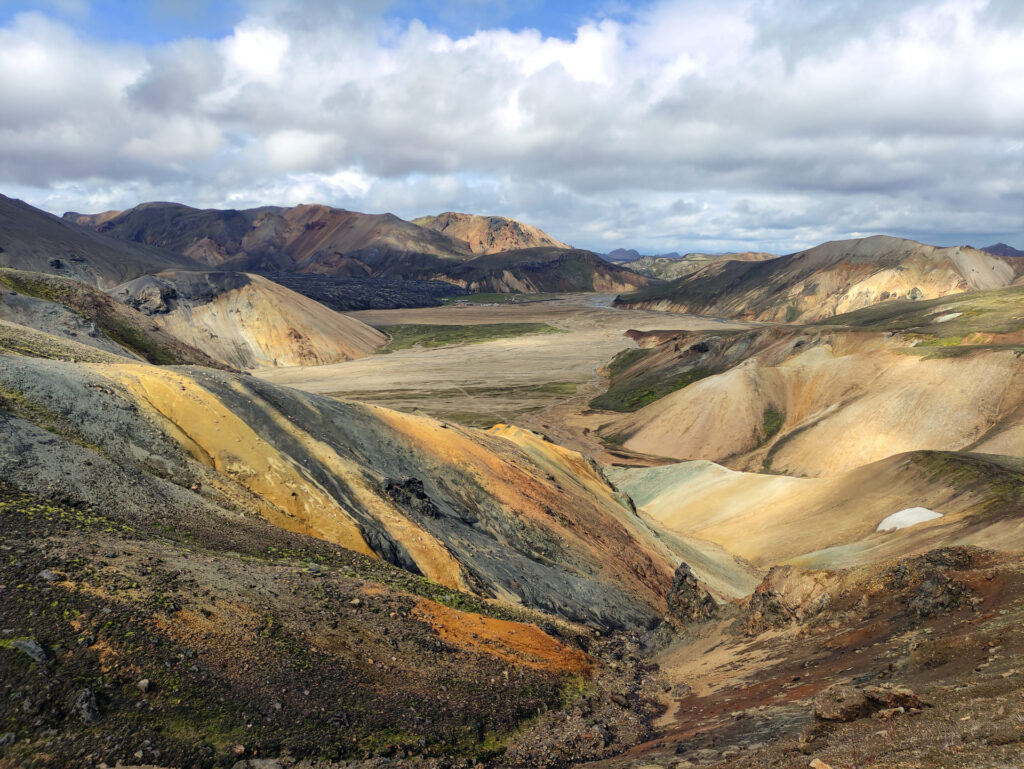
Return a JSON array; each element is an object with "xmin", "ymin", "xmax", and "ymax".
[
  {"xmin": 110, "ymin": 271, "xmax": 385, "ymax": 369},
  {"xmin": 615, "ymin": 235, "xmax": 1020, "ymax": 322},
  {"xmin": 0, "ymin": 194, "xmax": 200, "ymax": 287},
  {"xmin": 619, "ymin": 251, "xmax": 777, "ymax": 281},
  {"xmin": 433, "ymin": 246, "xmax": 650, "ymax": 293},
  {"xmin": 412, "ymin": 211, "xmax": 570, "ymax": 254},
  {"xmin": 67, "ymin": 201, "xmax": 650, "ymax": 293},
  {"xmin": 596, "ymin": 284, "xmax": 1024, "ymax": 475},
  {"xmin": 67, "ymin": 201, "xmax": 472, "ymax": 274},
  {"xmin": 981, "ymin": 242, "xmax": 1024, "ymax": 258}
]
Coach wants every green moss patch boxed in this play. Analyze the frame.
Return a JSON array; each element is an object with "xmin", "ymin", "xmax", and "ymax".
[
  {"xmin": 591, "ymin": 367, "xmax": 713, "ymax": 412},
  {"xmin": 377, "ymin": 323, "xmax": 561, "ymax": 352},
  {"xmin": 762, "ymin": 406, "xmax": 785, "ymax": 440}
]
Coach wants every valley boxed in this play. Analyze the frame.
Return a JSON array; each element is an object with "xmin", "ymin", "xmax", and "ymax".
[
  {"xmin": 2, "ymin": 193, "xmax": 1024, "ymax": 769},
  {"xmin": 256, "ymin": 294, "xmax": 752, "ymax": 435}
]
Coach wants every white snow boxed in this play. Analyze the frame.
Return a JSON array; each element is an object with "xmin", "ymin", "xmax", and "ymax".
[
  {"xmin": 932, "ymin": 312, "xmax": 963, "ymax": 323},
  {"xmin": 876, "ymin": 507, "xmax": 944, "ymax": 532}
]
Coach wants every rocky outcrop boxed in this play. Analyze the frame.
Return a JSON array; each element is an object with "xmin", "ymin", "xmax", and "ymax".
[
  {"xmin": 666, "ymin": 562, "xmax": 718, "ymax": 627},
  {"xmin": 812, "ymin": 682, "xmax": 922, "ymax": 722},
  {"xmin": 743, "ymin": 566, "xmax": 837, "ymax": 635}
]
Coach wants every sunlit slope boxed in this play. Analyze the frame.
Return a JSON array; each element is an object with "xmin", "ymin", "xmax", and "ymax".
[
  {"xmin": 599, "ymin": 286, "xmax": 1024, "ymax": 476},
  {"xmin": 413, "ymin": 212, "xmax": 570, "ymax": 254},
  {"xmin": 0, "ymin": 355, "xmax": 673, "ymax": 628},
  {"xmin": 610, "ymin": 451, "xmax": 1024, "ymax": 571},
  {"xmin": 112, "ymin": 271, "xmax": 385, "ymax": 368},
  {"xmin": 616, "ymin": 235, "xmax": 1020, "ymax": 322}
]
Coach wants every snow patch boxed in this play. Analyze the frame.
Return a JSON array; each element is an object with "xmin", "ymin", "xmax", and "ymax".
[
  {"xmin": 876, "ymin": 507, "xmax": 943, "ymax": 532},
  {"xmin": 932, "ymin": 312, "xmax": 963, "ymax": 323}
]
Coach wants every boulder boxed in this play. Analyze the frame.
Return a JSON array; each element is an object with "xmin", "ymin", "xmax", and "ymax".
[
  {"xmin": 812, "ymin": 684, "xmax": 870, "ymax": 722},
  {"xmin": 863, "ymin": 684, "xmax": 920, "ymax": 710}
]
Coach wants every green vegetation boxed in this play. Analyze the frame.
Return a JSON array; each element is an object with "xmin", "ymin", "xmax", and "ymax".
[
  {"xmin": 605, "ymin": 347, "xmax": 652, "ymax": 378},
  {"xmin": 377, "ymin": 322, "xmax": 561, "ymax": 352},
  {"xmin": 591, "ymin": 366, "xmax": 713, "ymax": 412},
  {"xmin": 99, "ymin": 316, "xmax": 178, "ymax": 365},
  {"xmin": 911, "ymin": 452, "xmax": 1024, "ymax": 510},
  {"xmin": 762, "ymin": 406, "xmax": 785, "ymax": 440},
  {"xmin": 785, "ymin": 303, "xmax": 801, "ymax": 322},
  {"xmin": 816, "ymin": 285, "xmax": 1024, "ymax": 339}
]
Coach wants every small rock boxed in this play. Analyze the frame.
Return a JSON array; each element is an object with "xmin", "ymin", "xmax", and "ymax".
[
  {"xmin": 136, "ymin": 678, "xmax": 150, "ymax": 693},
  {"xmin": 813, "ymin": 684, "xmax": 870, "ymax": 722},
  {"xmin": 74, "ymin": 688, "xmax": 100, "ymax": 724},
  {"xmin": 232, "ymin": 743, "xmax": 246, "ymax": 756},
  {"xmin": 610, "ymin": 693, "xmax": 630, "ymax": 709},
  {"xmin": 37, "ymin": 569, "xmax": 58, "ymax": 583},
  {"xmin": 350, "ymin": 598, "xmax": 362, "ymax": 607},
  {"xmin": 105, "ymin": 551, "xmax": 117, "ymax": 558},
  {"xmin": 10, "ymin": 638, "xmax": 47, "ymax": 664},
  {"xmin": 874, "ymin": 706, "xmax": 905, "ymax": 720},
  {"xmin": 809, "ymin": 760, "xmax": 834, "ymax": 769},
  {"xmin": 0, "ymin": 733, "xmax": 15, "ymax": 746}
]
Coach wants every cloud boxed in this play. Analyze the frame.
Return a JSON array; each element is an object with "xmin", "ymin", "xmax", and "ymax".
[{"xmin": 1, "ymin": 0, "xmax": 1023, "ymax": 253}]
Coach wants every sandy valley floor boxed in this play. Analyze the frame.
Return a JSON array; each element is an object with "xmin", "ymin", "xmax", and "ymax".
[{"xmin": 255, "ymin": 294, "xmax": 753, "ymax": 452}]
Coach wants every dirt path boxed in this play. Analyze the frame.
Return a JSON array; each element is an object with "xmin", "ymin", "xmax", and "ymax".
[{"xmin": 255, "ymin": 294, "xmax": 752, "ymax": 446}]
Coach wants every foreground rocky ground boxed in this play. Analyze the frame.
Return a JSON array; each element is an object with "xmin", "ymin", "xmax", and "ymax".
[{"xmin": 0, "ymin": 481, "xmax": 668, "ymax": 768}]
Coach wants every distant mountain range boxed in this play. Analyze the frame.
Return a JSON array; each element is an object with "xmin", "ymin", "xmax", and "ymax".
[
  {"xmin": 616, "ymin": 234, "xmax": 1024, "ymax": 322},
  {"xmin": 606, "ymin": 251, "xmax": 778, "ymax": 281},
  {"xmin": 63, "ymin": 201, "xmax": 648, "ymax": 293},
  {"xmin": 981, "ymin": 242, "xmax": 1024, "ymax": 258}
]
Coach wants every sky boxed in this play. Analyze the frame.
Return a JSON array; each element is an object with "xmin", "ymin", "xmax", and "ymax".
[{"xmin": 1, "ymin": 0, "xmax": 1022, "ymax": 254}]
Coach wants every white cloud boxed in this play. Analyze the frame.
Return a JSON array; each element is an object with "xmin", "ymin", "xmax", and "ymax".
[{"xmin": 1, "ymin": 0, "xmax": 1023, "ymax": 253}]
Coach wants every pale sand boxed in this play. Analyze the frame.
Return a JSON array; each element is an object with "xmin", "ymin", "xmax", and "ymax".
[{"xmin": 255, "ymin": 294, "xmax": 753, "ymax": 433}]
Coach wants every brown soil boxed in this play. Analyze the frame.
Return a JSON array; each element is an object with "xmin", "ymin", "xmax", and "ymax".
[{"xmin": 411, "ymin": 598, "xmax": 592, "ymax": 674}]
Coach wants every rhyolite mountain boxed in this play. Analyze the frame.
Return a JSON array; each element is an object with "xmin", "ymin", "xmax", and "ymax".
[
  {"xmin": 598, "ymin": 284, "xmax": 1024, "ymax": 477},
  {"xmin": 615, "ymin": 234, "xmax": 1022, "ymax": 322},
  {"xmin": 610, "ymin": 250, "xmax": 777, "ymax": 281},
  {"xmin": 412, "ymin": 211, "xmax": 570, "ymax": 254},
  {"xmin": 110, "ymin": 271, "xmax": 385, "ymax": 368},
  {"xmin": 67, "ymin": 201, "xmax": 650, "ymax": 292}
]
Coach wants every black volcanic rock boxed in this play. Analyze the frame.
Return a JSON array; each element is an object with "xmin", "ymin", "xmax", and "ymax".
[{"xmin": 666, "ymin": 562, "xmax": 718, "ymax": 626}]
